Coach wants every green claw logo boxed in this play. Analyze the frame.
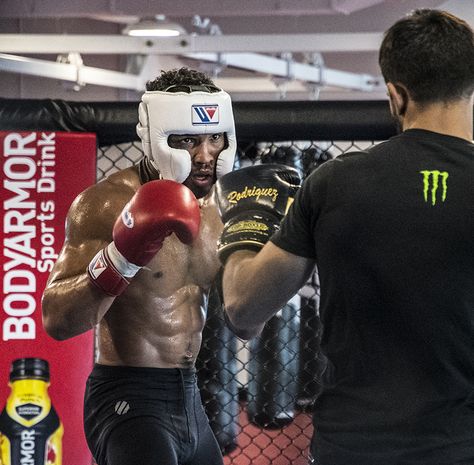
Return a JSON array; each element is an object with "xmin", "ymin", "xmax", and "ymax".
[{"xmin": 420, "ymin": 170, "xmax": 448, "ymax": 206}]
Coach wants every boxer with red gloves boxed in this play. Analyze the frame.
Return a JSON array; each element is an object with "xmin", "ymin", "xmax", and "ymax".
[{"xmin": 41, "ymin": 68, "xmax": 235, "ymax": 465}]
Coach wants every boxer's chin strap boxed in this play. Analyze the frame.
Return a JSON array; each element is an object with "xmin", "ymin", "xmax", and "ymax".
[{"xmin": 138, "ymin": 157, "xmax": 161, "ymax": 185}]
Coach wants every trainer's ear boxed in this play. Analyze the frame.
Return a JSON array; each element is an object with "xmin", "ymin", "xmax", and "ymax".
[{"xmin": 387, "ymin": 82, "xmax": 408, "ymax": 117}]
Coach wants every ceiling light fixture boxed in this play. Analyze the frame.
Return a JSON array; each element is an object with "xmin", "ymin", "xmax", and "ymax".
[{"xmin": 122, "ymin": 15, "xmax": 186, "ymax": 37}]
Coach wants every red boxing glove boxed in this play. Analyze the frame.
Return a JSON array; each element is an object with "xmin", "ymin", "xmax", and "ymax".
[{"xmin": 88, "ymin": 180, "xmax": 201, "ymax": 296}]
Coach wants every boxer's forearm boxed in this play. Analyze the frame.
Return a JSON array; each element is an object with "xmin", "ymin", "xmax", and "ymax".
[{"xmin": 42, "ymin": 273, "xmax": 114, "ymax": 340}]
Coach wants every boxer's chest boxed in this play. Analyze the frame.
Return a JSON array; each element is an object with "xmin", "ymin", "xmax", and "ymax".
[{"xmin": 142, "ymin": 202, "xmax": 222, "ymax": 293}]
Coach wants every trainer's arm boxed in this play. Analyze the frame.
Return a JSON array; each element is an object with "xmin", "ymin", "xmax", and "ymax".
[{"xmin": 222, "ymin": 242, "xmax": 315, "ymax": 339}]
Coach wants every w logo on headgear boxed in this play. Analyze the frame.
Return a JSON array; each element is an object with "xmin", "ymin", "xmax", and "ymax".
[{"xmin": 192, "ymin": 104, "xmax": 219, "ymax": 125}]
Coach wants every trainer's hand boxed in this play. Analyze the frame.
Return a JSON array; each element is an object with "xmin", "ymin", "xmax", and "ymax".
[
  {"xmin": 88, "ymin": 180, "xmax": 201, "ymax": 296},
  {"xmin": 215, "ymin": 164, "xmax": 300, "ymax": 263}
]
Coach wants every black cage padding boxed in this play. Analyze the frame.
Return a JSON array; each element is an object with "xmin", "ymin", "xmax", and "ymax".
[{"xmin": 0, "ymin": 98, "xmax": 398, "ymax": 145}]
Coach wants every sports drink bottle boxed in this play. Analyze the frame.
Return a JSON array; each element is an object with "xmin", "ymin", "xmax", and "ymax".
[{"xmin": 0, "ymin": 358, "xmax": 63, "ymax": 465}]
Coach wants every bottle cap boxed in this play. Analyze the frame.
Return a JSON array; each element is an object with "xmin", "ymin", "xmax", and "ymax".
[{"xmin": 10, "ymin": 358, "xmax": 50, "ymax": 381}]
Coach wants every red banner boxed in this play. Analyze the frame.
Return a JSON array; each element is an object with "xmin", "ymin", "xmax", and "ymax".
[{"xmin": 0, "ymin": 131, "xmax": 97, "ymax": 465}]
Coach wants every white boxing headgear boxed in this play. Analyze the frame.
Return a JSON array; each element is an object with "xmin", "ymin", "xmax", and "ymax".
[{"xmin": 136, "ymin": 88, "xmax": 236, "ymax": 183}]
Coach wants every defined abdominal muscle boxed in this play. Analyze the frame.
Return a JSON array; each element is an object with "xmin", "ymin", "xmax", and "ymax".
[{"xmin": 97, "ymin": 285, "xmax": 207, "ymax": 367}]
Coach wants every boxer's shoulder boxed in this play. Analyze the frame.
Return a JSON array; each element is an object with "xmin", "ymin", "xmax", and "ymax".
[{"xmin": 66, "ymin": 170, "xmax": 137, "ymax": 243}]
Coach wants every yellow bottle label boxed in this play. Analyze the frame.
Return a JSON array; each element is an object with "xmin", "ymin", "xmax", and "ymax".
[
  {"xmin": 0, "ymin": 379, "xmax": 63, "ymax": 465},
  {"xmin": 46, "ymin": 424, "xmax": 63, "ymax": 465},
  {"xmin": 6, "ymin": 380, "xmax": 51, "ymax": 428},
  {"xmin": 0, "ymin": 432, "xmax": 12, "ymax": 465}
]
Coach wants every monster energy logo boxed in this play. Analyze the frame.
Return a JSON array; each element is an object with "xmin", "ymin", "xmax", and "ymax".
[{"xmin": 420, "ymin": 170, "xmax": 448, "ymax": 206}]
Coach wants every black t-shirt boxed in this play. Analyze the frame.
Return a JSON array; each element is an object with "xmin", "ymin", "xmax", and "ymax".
[{"xmin": 271, "ymin": 129, "xmax": 474, "ymax": 464}]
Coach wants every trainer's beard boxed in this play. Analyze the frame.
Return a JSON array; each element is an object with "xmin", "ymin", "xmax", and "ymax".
[
  {"xmin": 391, "ymin": 112, "xmax": 403, "ymax": 135},
  {"xmin": 387, "ymin": 87, "xmax": 408, "ymax": 135},
  {"xmin": 387, "ymin": 95, "xmax": 404, "ymax": 135}
]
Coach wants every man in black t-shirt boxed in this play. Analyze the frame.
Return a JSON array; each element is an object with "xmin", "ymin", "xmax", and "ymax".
[{"xmin": 214, "ymin": 9, "xmax": 474, "ymax": 465}]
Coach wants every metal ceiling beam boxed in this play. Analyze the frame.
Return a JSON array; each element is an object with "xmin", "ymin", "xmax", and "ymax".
[
  {"xmin": 0, "ymin": 0, "xmax": 386, "ymax": 18},
  {"xmin": 186, "ymin": 52, "xmax": 378, "ymax": 91},
  {"xmin": 330, "ymin": 0, "xmax": 385, "ymax": 14},
  {"xmin": 0, "ymin": 53, "xmax": 143, "ymax": 90},
  {"xmin": 0, "ymin": 51, "xmax": 382, "ymax": 93},
  {"xmin": 0, "ymin": 33, "xmax": 383, "ymax": 54}
]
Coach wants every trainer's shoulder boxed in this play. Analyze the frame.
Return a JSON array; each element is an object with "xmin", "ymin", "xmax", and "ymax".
[
  {"xmin": 307, "ymin": 150, "xmax": 367, "ymax": 178},
  {"xmin": 335, "ymin": 147, "xmax": 373, "ymax": 163},
  {"xmin": 327, "ymin": 141, "xmax": 392, "ymax": 167}
]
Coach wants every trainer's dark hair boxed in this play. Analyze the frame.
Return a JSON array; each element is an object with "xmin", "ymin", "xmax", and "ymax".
[
  {"xmin": 379, "ymin": 9, "xmax": 474, "ymax": 103},
  {"xmin": 146, "ymin": 67, "xmax": 218, "ymax": 92}
]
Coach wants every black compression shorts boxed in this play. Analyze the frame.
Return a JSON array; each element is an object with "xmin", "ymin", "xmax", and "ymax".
[{"xmin": 84, "ymin": 364, "xmax": 224, "ymax": 465}]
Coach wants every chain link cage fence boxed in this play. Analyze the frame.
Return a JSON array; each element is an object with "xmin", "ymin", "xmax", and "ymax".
[
  {"xmin": 97, "ymin": 138, "xmax": 380, "ymax": 465},
  {"xmin": 0, "ymin": 97, "xmax": 396, "ymax": 465}
]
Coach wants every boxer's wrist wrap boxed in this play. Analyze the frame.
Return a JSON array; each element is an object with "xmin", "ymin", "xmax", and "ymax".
[{"xmin": 87, "ymin": 243, "xmax": 141, "ymax": 296}]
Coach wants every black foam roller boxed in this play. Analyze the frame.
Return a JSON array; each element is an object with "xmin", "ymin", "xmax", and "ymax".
[
  {"xmin": 196, "ymin": 284, "xmax": 240, "ymax": 454},
  {"xmin": 246, "ymin": 299, "xmax": 300, "ymax": 429},
  {"xmin": 296, "ymin": 295, "xmax": 324, "ymax": 411}
]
